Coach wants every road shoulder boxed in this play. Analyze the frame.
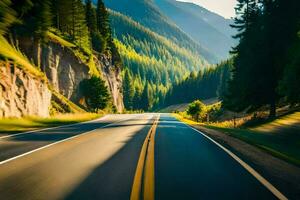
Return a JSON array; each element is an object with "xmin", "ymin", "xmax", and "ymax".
[{"xmin": 191, "ymin": 125, "xmax": 300, "ymax": 199}]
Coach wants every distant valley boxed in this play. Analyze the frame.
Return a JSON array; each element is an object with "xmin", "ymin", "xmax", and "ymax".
[{"xmin": 99, "ymin": 0, "xmax": 235, "ymax": 110}]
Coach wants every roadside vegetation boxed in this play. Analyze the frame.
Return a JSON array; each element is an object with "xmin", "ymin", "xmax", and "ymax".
[
  {"xmin": 174, "ymin": 99, "xmax": 300, "ymax": 166},
  {"xmin": 0, "ymin": 113, "xmax": 102, "ymax": 136}
]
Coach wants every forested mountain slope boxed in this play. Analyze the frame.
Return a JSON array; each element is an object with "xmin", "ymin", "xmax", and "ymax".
[
  {"xmin": 164, "ymin": 60, "xmax": 232, "ymax": 106},
  {"xmin": 109, "ymin": 10, "xmax": 209, "ymax": 110},
  {"xmin": 154, "ymin": 0, "xmax": 235, "ymax": 59},
  {"xmin": 102, "ymin": 0, "xmax": 217, "ymax": 63}
]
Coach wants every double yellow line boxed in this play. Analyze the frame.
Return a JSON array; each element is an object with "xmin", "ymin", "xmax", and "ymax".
[{"xmin": 130, "ymin": 115, "xmax": 160, "ymax": 200}]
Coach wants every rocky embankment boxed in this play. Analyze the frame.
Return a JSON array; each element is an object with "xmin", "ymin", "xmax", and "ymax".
[
  {"xmin": 0, "ymin": 37, "xmax": 124, "ymax": 117},
  {"xmin": 0, "ymin": 62, "xmax": 51, "ymax": 118}
]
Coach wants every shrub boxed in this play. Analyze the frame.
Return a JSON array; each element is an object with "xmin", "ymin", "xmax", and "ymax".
[
  {"xmin": 80, "ymin": 76, "xmax": 110, "ymax": 112},
  {"xmin": 186, "ymin": 100, "xmax": 207, "ymax": 122}
]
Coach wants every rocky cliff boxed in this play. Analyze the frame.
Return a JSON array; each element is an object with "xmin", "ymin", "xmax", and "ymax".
[
  {"xmin": 97, "ymin": 55, "xmax": 124, "ymax": 112},
  {"xmin": 0, "ymin": 62, "xmax": 51, "ymax": 118},
  {"xmin": 19, "ymin": 37, "xmax": 124, "ymax": 113},
  {"xmin": 0, "ymin": 35, "xmax": 124, "ymax": 117}
]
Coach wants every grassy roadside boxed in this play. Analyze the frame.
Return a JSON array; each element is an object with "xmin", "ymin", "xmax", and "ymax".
[
  {"xmin": 0, "ymin": 113, "xmax": 102, "ymax": 136},
  {"xmin": 173, "ymin": 113, "xmax": 300, "ymax": 167}
]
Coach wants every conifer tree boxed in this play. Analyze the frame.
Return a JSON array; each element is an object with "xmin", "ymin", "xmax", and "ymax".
[
  {"xmin": 276, "ymin": 0, "xmax": 300, "ymax": 103},
  {"xmin": 71, "ymin": 0, "xmax": 90, "ymax": 49},
  {"xmin": 141, "ymin": 83, "xmax": 150, "ymax": 111},
  {"xmin": 53, "ymin": 0, "xmax": 72, "ymax": 33},
  {"xmin": 224, "ymin": 0, "xmax": 300, "ymax": 118},
  {"xmin": 132, "ymin": 87, "xmax": 142, "ymax": 110},
  {"xmin": 96, "ymin": 0, "xmax": 110, "ymax": 39},
  {"xmin": 80, "ymin": 76, "xmax": 110, "ymax": 111},
  {"xmin": 96, "ymin": 0, "xmax": 111, "ymax": 52},
  {"xmin": 223, "ymin": 0, "xmax": 266, "ymax": 114},
  {"xmin": 123, "ymin": 69, "xmax": 135, "ymax": 110},
  {"xmin": 85, "ymin": 0, "xmax": 97, "ymax": 34},
  {"xmin": 34, "ymin": 0, "xmax": 52, "ymax": 42}
]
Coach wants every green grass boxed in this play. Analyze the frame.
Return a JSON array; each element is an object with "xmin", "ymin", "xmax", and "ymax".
[
  {"xmin": 252, "ymin": 112, "xmax": 300, "ymax": 132},
  {"xmin": 175, "ymin": 112, "xmax": 300, "ymax": 166},
  {"xmin": 0, "ymin": 113, "xmax": 102, "ymax": 136},
  {"xmin": 205, "ymin": 125, "xmax": 300, "ymax": 166},
  {"xmin": 50, "ymin": 89, "xmax": 86, "ymax": 113},
  {"xmin": 47, "ymin": 32, "xmax": 76, "ymax": 48},
  {"xmin": 0, "ymin": 36, "xmax": 45, "ymax": 79}
]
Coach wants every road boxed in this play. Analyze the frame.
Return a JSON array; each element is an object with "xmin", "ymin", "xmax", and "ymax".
[{"xmin": 0, "ymin": 113, "xmax": 284, "ymax": 200}]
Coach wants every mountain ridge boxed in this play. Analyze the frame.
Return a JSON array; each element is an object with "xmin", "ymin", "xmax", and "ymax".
[
  {"xmin": 154, "ymin": 0, "xmax": 235, "ymax": 59},
  {"xmin": 102, "ymin": 0, "xmax": 218, "ymax": 63}
]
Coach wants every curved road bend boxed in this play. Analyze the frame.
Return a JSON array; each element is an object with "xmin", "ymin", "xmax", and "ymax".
[
  {"xmin": 155, "ymin": 114, "xmax": 278, "ymax": 200},
  {"xmin": 0, "ymin": 113, "xmax": 283, "ymax": 200}
]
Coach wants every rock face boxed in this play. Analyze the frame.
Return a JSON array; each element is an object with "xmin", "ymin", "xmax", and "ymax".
[
  {"xmin": 0, "ymin": 62, "xmax": 51, "ymax": 118},
  {"xmin": 19, "ymin": 38, "xmax": 124, "ymax": 113},
  {"xmin": 40, "ymin": 42, "xmax": 90, "ymax": 102},
  {"xmin": 97, "ymin": 55, "xmax": 124, "ymax": 112}
]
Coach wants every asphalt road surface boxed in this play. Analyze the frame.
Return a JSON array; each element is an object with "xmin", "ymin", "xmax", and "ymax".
[{"xmin": 0, "ymin": 113, "xmax": 283, "ymax": 200}]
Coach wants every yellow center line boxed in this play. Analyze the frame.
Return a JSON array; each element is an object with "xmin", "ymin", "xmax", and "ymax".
[{"xmin": 130, "ymin": 114, "xmax": 160, "ymax": 200}]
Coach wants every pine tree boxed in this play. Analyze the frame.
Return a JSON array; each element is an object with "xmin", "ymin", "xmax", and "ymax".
[
  {"xmin": 71, "ymin": 0, "xmax": 90, "ymax": 49},
  {"xmin": 54, "ymin": 0, "xmax": 72, "ymax": 33},
  {"xmin": 223, "ymin": 0, "xmax": 265, "ymax": 113},
  {"xmin": 133, "ymin": 86, "xmax": 142, "ymax": 110},
  {"xmin": 223, "ymin": 0, "xmax": 300, "ymax": 118},
  {"xmin": 277, "ymin": 0, "xmax": 300, "ymax": 103},
  {"xmin": 141, "ymin": 83, "xmax": 150, "ymax": 111},
  {"xmin": 85, "ymin": 0, "xmax": 97, "ymax": 33},
  {"xmin": 123, "ymin": 69, "xmax": 134, "ymax": 110},
  {"xmin": 52, "ymin": 0, "xmax": 90, "ymax": 49},
  {"xmin": 96, "ymin": 0, "xmax": 111, "ymax": 52},
  {"xmin": 80, "ymin": 76, "xmax": 111, "ymax": 111},
  {"xmin": 34, "ymin": 0, "xmax": 52, "ymax": 42}
]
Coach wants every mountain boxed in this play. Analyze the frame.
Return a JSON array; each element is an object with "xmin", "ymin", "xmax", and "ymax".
[
  {"xmin": 96, "ymin": 0, "xmax": 235, "ymax": 110},
  {"xmin": 153, "ymin": 0, "xmax": 236, "ymax": 59},
  {"xmin": 109, "ymin": 10, "xmax": 209, "ymax": 110},
  {"xmin": 102, "ymin": 0, "xmax": 217, "ymax": 63}
]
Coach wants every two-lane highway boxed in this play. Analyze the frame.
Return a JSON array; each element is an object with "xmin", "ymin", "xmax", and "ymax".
[{"xmin": 0, "ymin": 113, "xmax": 285, "ymax": 200}]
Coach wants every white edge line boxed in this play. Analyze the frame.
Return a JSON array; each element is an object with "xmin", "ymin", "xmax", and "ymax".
[
  {"xmin": 0, "ymin": 116, "xmax": 137, "ymax": 166},
  {"xmin": 0, "ymin": 115, "xmax": 110, "ymax": 140},
  {"xmin": 179, "ymin": 121, "xmax": 288, "ymax": 200}
]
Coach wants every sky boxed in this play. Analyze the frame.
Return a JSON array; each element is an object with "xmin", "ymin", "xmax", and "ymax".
[{"xmin": 177, "ymin": 0, "xmax": 237, "ymax": 19}]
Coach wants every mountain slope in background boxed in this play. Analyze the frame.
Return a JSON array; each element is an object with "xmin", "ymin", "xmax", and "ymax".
[
  {"xmin": 110, "ymin": 10, "xmax": 208, "ymax": 82},
  {"xmin": 154, "ymin": 0, "xmax": 235, "ymax": 59},
  {"xmin": 102, "ymin": 0, "xmax": 217, "ymax": 63},
  {"xmin": 109, "ymin": 10, "xmax": 209, "ymax": 109},
  {"xmin": 95, "ymin": 0, "xmax": 236, "ymax": 110}
]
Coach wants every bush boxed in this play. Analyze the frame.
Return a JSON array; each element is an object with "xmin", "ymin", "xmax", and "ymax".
[
  {"xmin": 80, "ymin": 76, "xmax": 110, "ymax": 112},
  {"xmin": 186, "ymin": 100, "xmax": 207, "ymax": 122}
]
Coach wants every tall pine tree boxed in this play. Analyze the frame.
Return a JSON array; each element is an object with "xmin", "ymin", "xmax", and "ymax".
[
  {"xmin": 71, "ymin": 0, "xmax": 90, "ymax": 49},
  {"xmin": 85, "ymin": 0, "xmax": 97, "ymax": 34},
  {"xmin": 96, "ymin": 0, "xmax": 111, "ymax": 52},
  {"xmin": 34, "ymin": 0, "xmax": 52, "ymax": 42},
  {"xmin": 123, "ymin": 69, "xmax": 134, "ymax": 110},
  {"xmin": 141, "ymin": 83, "xmax": 150, "ymax": 111},
  {"xmin": 223, "ymin": 0, "xmax": 266, "ymax": 114}
]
